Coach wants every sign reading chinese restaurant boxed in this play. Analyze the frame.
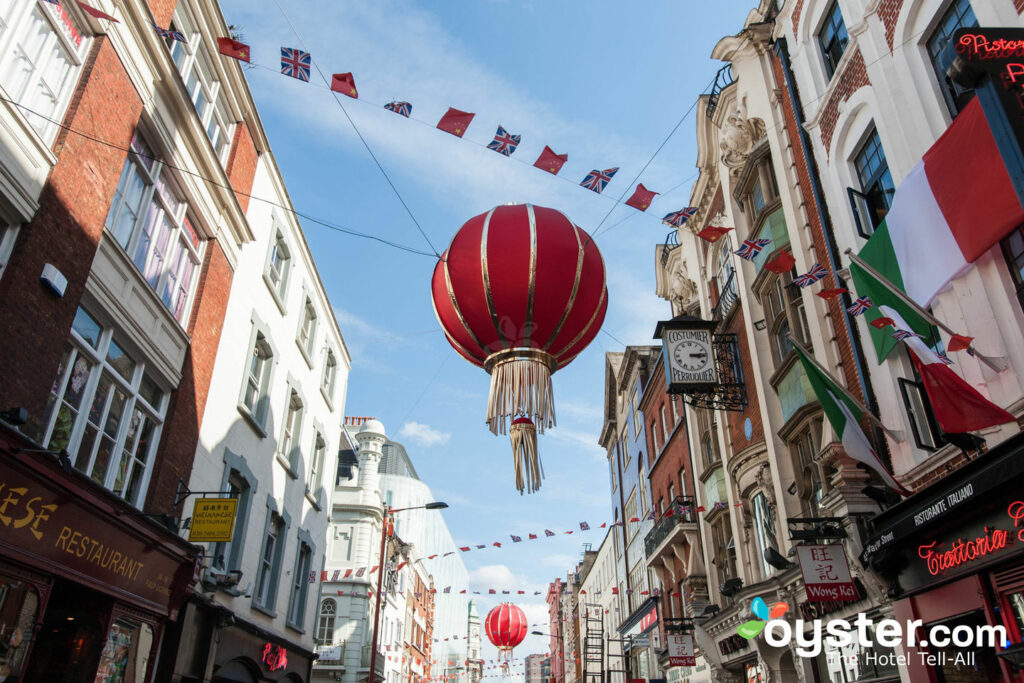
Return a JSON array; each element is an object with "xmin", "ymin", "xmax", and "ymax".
[
  {"xmin": 796, "ymin": 544, "xmax": 857, "ymax": 603},
  {"xmin": 188, "ymin": 497, "xmax": 239, "ymax": 542},
  {"xmin": 666, "ymin": 634, "xmax": 696, "ymax": 667}
]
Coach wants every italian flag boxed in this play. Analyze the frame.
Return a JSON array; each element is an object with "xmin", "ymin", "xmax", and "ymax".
[
  {"xmin": 851, "ymin": 98, "xmax": 1024, "ymax": 361},
  {"xmin": 881, "ymin": 307, "xmax": 1016, "ymax": 433},
  {"xmin": 794, "ymin": 346, "xmax": 910, "ymax": 496}
]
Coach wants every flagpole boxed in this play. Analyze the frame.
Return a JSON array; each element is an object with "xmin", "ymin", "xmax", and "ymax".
[
  {"xmin": 843, "ymin": 248, "xmax": 1007, "ymax": 373},
  {"xmin": 788, "ymin": 336, "xmax": 904, "ymax": 443}
]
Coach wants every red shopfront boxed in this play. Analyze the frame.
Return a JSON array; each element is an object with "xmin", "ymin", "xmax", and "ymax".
[
  {"xmin": 0, "ymin": 430, "xmax": 198, "ymax": 682},
  {"xmin": 862, "ymin": 431, "xmax": 1024, "ymax": 683}
]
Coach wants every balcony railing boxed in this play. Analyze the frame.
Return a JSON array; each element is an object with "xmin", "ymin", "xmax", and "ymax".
[
  {"xmin": 361, "ymin": 643, "xmax": 386, "ymax": 675},
  {"xmin": 711, "ymin": 269, "xmax": 738, "ymax": 324},
  {"xmin": 660, "ymin": 229, "xmax": 680, "ymax": 267},
  {"xmin": 644, "ymin": 496, "xmax": 697, "ymax": 557},
  {"xmin": 705, "ymin": 64, "xmax": 735, "ymax": 120}
]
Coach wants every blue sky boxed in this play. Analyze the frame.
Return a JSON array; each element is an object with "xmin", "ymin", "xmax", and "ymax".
[{"xmin": 219, "ymin": 0, "xmax": 756, "ymax": 667}]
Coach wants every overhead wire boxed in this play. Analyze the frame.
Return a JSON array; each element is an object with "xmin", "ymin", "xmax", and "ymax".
[{"xmin": 0, "ymin": 95, "xmax": 438, "ymax": 257}]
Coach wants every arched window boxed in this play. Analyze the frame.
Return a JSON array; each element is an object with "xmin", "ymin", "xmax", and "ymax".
[{"xmin": 316, "ymin": 598, "xmax": 336, "ymax": 645}]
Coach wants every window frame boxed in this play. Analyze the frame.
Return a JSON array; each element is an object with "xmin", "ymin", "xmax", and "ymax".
[
  {"xmin": 296, "ymin": 295, "xmax": 318, "ymax": 365},
  {"xmin": 818, "ymin": 0, "xmax": 850, "ymax": 80},
  {"xmin": 898, "ymin": 377, "xmax": 944, "ymax": 451},
  {"xmin": 308, "ymin": 429, "xmax": 327, "ymax": 503},
  {"xmin": 752, "ymin": 492, "xmax": 780, "ymax": 578},
  {"xmin": 278, "ymin": 387, "xmax": 304, "ymax": 476},
  {"xmin": 286, "ymin": 539, "xmax": 313, "ymax": 630},
  {"xmin": 1001, "ymin": 226, "xmax": 1024, "ymax": 314},
  {"xmin": 252, "ymin": 505, "xmax": 289, "ymax": 614},
  {"xmin": 851, "ymin": 127, "xmax": 895, "ymax": 237},
  {"xmin": 926, "ymin": 0, "xmax": 978, "ymax": 118},
  {"xmin": 38, "ymin": 306, "xmax": 167, "ymax": 508},
  {"xmin": 263, "ymin": 223, "xmax": 292, "ymax": 312},
  {"xmin": 757, "ymin": 271, "xmax": 809, "ymax": 368},
  {"xmin": 238, "ymin": 318, "xmax": 276, "ymax": 434},
  {"xmin": 316, "ymin": 598, "xmax": 337, "ymax": 645},
  {"xmin": 321, "ymin": 348, "xmax": 338, "ymax": 407}
]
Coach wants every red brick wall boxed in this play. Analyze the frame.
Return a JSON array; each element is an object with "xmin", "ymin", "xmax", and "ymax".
[
  {"xmin": 819, "ymin": 49, "xmax": 871, "ymax": 159},
  {"xmin": 726, "ymin": 306, "xmax": 765, "ymax": 448},
  {"xmin": 791, "ymin": 0, "xmax": 806, "ymax": 37},
  {"xmin": 0, "ymin": 39, "xmax": 142, "ymax": 423},
  {"xmin": 770, "ymin": 50, "xmax": 867, "ymax": 403},
  {"xmin": 878, "ymin": 0, "xmax": 903, "ymax": 50},
  {"xmin": 1017, "ymin": 0, "xmax": 1024, "ymax": 14},
  {"xmin": 146, "ymin": 240, "xmax": 233, "ymax": 513},
  {"xmin": 225, "ymin": 121, "xmax": 259, "ymax": 213},
  {"xmin": 148, "ymin": 0, "xmax": 177, "ymax": 29}
]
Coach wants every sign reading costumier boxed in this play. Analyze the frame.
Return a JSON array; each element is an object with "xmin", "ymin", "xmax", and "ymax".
[{"xmin": 188, "ymin": 498, "xmax": 239, "ymax": 542}]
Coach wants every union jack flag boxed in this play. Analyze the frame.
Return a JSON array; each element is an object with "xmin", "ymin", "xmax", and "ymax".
[
  {"xmin": 487, "ymin": 126, "xmax": 521, "ymax": 156},
  {"xmin": 734, "ymin": 238, "xmax": 771, "ymax": 260},
  {"xmin": 891, "ymin": 329, "xmax": 919, "ymax": 341},
  {"xmin": 153, "ymin": 23, "xmax": 186, "ymax": 42},
  {"xmin": 794, "ymin": 263, "xmax": 829, "ymax": 287},
  {"xmin": 385, "ymin": 101, "xmax": 412, "ymax": 117},
  {"xmin": 580, "ymin": 521, "xmax": 590, "ymax": 530},
  {"xmin": 510, "ymin": 534, "xmax": 522, "ymax": 542},
  {"xmin": 662, "ymin": 207, "xmax": 697, "ymax": 227},
  {"xmin": 280, "ymin": 47, "xmax": 311, "ymax": 81},
  {"xmin": 580, "ymin": 167, "xmax": 619, "ymax": 194},
  {"xmin": 846, "ymin": 296, "xmax": 873, "ymax": 316}
]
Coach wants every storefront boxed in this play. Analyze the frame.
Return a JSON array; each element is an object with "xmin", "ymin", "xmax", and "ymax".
[
  {"xmin": 620, "ymin": 598, "xmax": 661, "ymax": 681},
  {"xmin": 862, "ymin": 431, "xmax": 1024, "ymax": 683},
  {"xmin": 0, "ymin": 429, "xmax": 198, "ymax": 682}
]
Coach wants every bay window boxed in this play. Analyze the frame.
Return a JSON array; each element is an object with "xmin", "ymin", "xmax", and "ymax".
[
  {"xmin": 104, "ymin": 134, "xmax": 204, "ymax": 325},
  {"xmin": 753, "ymin": 492, "xmax": 780, "ymax": 578},
  {"xmin": 0, "ymin": 1, "xmax": 89, "ymax": 144},
  {"xmin": 37, "ymin": 306, "xmax": 166, "ymax": 507}
]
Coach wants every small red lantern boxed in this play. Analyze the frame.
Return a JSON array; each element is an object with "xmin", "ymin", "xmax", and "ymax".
[
  {"xmin": 484, "ymin": 602, "xmax": 528, "ymax": 661},
  {"xmin": 431, "ymin": 204, "xmax": 608, "ymax": 493}
]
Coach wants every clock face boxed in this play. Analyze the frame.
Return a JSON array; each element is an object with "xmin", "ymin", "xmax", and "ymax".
[{"xmin": 665, "ymin": 330, "xmax": 717, "ymax": 385}]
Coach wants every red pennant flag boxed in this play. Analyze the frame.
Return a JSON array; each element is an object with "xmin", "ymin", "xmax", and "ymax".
[
  {"xmin": 816, "ymin": 288, "xmax": 848, "ymax": 300},
  {"xmin": 493, "ymin": 542, "xmax": 501, "ymax": 547},
  {"xmin": 320, "ymin": 570, "xmax": 328, "ymax": 581},
  {"xmin": 528, "ymin": 533, "xmax": 537, "ymax": 540},
  {"xmin": 611, "ymin": 587, "xmax": 619, "ymax": 594},
  {"xmin": 625, "ymin": 183, "xmax": 658, "ymax": 211},
  {"xmin": 460, "ymin": 546, "xmax": 471, "ymax": 551},
  {"xmin": 331, "ymin": 72, "xmax": 358, "ymax": 98},
  {"xmin": 764, "ymin": 251, "xmax": 795, "ymax": 274},
  {"xmin": 629, "ymin": 517, "xmax": 640, "ymax": 523},
  {"xmin": 696, "ymin": 506, "xmax": 706, "ymax": 512},
  {"xmin": 697, "ymin": 225, "xmax": 732, "ymax": 242},
  {"xmin": 343, "ymin": 569, "xmax": 353, "ymax": 578},
  {"xmin": 564, "ymin": 530, "xmax": 573, "ymax": 534},
  {"xmin": 947, "ymin": 333, "xmax": 974, "ymax": 352},
  {"xmin": 77, "ymin": 0, "xmax": 118, "ymax": 21},
  {"xmin": 460, "ymin": 590, "xmax": 467, "ymax": 594},
  {"xmin": 672, "ymin": 591, "xmax": 681, "ymax": 597},
  {"xmin": 437, "ymin": 107, "xmax": 475, "ymax": 137},
  {"xmin": 534, "ymin": 146, "xmax": 568, "ymax": 175},
  {"xmin": 216, "ymin": 37, "xmax": 250, "ymax": 62},
  {"xmin": 870, "ymin": 316, "xmax": 895, "ymax": 329},
  {"xmin": 664, "ymin": 508, "xmax": 675, "ymax": 516}
]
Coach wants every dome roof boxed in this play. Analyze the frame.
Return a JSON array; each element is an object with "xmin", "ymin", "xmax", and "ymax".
[{"xmin": 357, "ymin": 419, "xmax": 386, "ymax": 438}]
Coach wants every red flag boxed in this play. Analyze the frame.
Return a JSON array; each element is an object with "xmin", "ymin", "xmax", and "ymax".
[
  {"xmin": 816, "ymin": 288, "xmax": 848, "ymax": 300},
  {"xmin": 437, "ymin": 107, "xmax": 474, "ymax": 137},
  {"xmin": 77, "ymin": 0, "xmax": 118, "ymax": 21},
  {"xmin": 534, "ymin": 146, "xmax": 568, "ymax": 175},
  {"xmin": 611, "ymin": 587, "xmax": 619, "ymax": 595},
  {"xmin": 343, "ymin": 569, "xmax": 353, "ymax": 578},
  {"xmin": 697, "ymin": 226, "xmax": 732, "ymax": 242},
  {"xmin": 870, "ymin": 317, "xmax": 895, "ymax": 329},
  {"xmin": 629, "ymin": 517, "xmax": 640, "ymax": 522},
  {"xmin": 696, "ymin": 506, "xmax": 706, "ymax": 512},
  {"xmin": 216, "ymin": 37, "xmax": 250, "ymax": 62},
  {"xmin": 664, "ymin": 508, "xmax": 675, "ymax": 516},
  {"xmin": 331, "ymin": 72, "xmax": 358, "ymax": 98},
  {"xmin": 764, "ymin": 251, "xmax": 795, "ymax": 274},
  {"xmin": 460, "ymin": 546, "xmax": 471, "ymax": 551},
  {"xmin": 947, "ymin": 334, "xmax": 974, "ymax": 352},
  {"xmin": 528, "ymin": 533, "xmax": 537, "ymax": 540},
  {"xmin": 320, "ymin": 570, "xmax": 328, "ymax": 581},
  {"xmin": 460, "ymin": 590, "xmax": 467, "ymax": 594},
  {"xmin": 625, "ymin": 184, "xmax": 658, "ymax": 211}
]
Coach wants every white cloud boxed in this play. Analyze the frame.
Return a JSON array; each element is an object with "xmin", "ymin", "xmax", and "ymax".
[{"xmin": 400, "ymin": 421, "xmax": 452, "ymax": 446}]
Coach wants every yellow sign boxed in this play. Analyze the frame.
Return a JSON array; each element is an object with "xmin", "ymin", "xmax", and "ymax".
[{"xmin": 188, "ymin": 498, "xmax": 238, "ymax": 543}]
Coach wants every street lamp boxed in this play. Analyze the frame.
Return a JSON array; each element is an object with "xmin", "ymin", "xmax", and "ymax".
[{"xmin": 369, "ymin": 502, "xmax": 448, "ymax": 683}]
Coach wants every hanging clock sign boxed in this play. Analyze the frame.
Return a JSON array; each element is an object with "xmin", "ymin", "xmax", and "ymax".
[{"xmin": 655, "ymin": 315, "xmax": 718, "ymax": 390}]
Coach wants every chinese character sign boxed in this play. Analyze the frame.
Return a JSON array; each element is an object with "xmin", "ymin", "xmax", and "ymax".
[
  {"xmin": 796, "ymin": 544, "xmax": 857, "ymax": 602},
  {"xmin": 666, "ymin": 633, "xmax": 695, "ymax": 667}
]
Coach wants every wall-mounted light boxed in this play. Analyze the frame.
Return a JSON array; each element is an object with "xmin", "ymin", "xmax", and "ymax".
[{"xmin": 753, "ymin": 320, "xmax": 767, "ymax": 331}]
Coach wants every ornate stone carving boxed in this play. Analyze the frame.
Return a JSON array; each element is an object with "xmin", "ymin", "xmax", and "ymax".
[
  {"xmin": 720, "ymin": 107, "xmax": 756, "ymax": 169},
  {"xmin": 668, "ymin": 258, "xmax": 697, "ymax": 310},
  {"xmin": 756, "ymin": 463, "xmax": 777, "ymax": 507}
]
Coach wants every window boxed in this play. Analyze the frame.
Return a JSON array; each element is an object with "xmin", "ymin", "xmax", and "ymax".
[
  {"xmin": 650, "ymin": 421, "xmax": 660, "ymax": 456},
  {"xmin": 670, "ymin": 394, "xmax": 680, "ymax": 424},
  {"xmin": 713, "ymin": 243, "xmax": 738, "ymax": 319},
  {"xmin": 790, "ymin": 419, "xmax": 825, "ymax": 517},
  {"xmin": 927, "ymin": 0, "xmax": 977, "ymax": 117},
  {"xmin": 36, "ymin": 306, "xmax": 166, "ymax": 507},
  {"xmin": 851, "ymin": 128, "xmax": 895, "ymax": 236},
  {"xmin": 254, "ymin": 512, "xmax": 284, "ymax": 609},
  {"xmin": 210, "ymin": 473, "xmax": 250, "ymax": 572},
  {"xmin": 265, "ymin": 228, "xmax": 291, "ymax": 304},
  {"xmin": 309, "ymin": 431, "xmax": 326, "ymax": 496},
  {"xmin": 0, "ymin": 225, "xmax": 19, "ymax": 281},
  {"xmin": 165, "ymin": 10, "xmax": 234, "ymax": 162},
  {"xmin": 104, "ymin": 134, "xmax": 204, "ymax": 324},
  {"xmin": 624, "ymin": 492, "xmax": 638, "ymax": 540},
  {"xmin": 760, "ymin": 272, "xmax": 809, "ymax": 366},
  {"xmin": 752, "ymin": 492, "xmax": 779, "ymax": 578},
  {"xmin": 660, "ymin": 405, "xmax": 669, "ymax": 444},
  {"xmin": 322, "ymin": 349, "xmax": 338, "ymax": 402},
  {"xmin": 630, "ymin": 386, "xmax": 641, "ymax": 440},
  {"xmin": 1004, "ymin": 227, "xmax": 1024, "ymax": 313},
  {"xmin": 279, "ymin": 390, "xmax": 304, "ymax": 471},
  {"xmin": 819, "ymin": 0, "xmax": 849, "ymax": 79},
  {"xmin": 241, "ymin": 328, "xmax": 273, "ymax": 428},
  {"xmin": 899, "ymin": 377, "xmax": 943, "ymax": 450},
  {"xmin": 298, "ymin": 297, "xmax": 317, "ymax": 359},
  {"xmin": 317, "ymin": 599, "xmax": 337, "ymax": 645},
  {"xmin": 287, "ymin": 541, "xmax": 313, "ymax": 628},
  {"xmin": 0, "ymin": 1, "xmax": 89, "ymax": 144}
]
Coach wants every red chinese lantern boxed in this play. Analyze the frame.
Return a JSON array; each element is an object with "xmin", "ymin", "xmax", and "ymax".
[
  {"xmin": 431, "ymin": 204, "xmax": 608, "ymax": 493},
  {"xmin": 484, "ymin": 602, "xmax": 528, "ymax": 661}
]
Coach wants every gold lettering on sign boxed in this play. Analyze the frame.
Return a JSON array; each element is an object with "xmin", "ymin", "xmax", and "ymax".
[
  {"xmin": 53, "ymin": 526, "xmax": 145, "ymax": 581},
  {"xmin": 0, "ymin": 482, "xmax": 57, "ymax": 539}
]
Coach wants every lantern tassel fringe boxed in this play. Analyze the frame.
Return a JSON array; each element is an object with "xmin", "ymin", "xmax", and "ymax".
[
  {"xmin": 509, "ymin": 418, "xmax": 543, "ymax": 495},
  {"xmin": 486, "ymin": 357, "xmax": 555, "ymax": 435}
]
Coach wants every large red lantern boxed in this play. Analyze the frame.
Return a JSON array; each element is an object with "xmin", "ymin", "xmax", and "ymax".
[
  {"xmin": 484, "ymin": 602, "xmax": 528, "ymax": 661},
  {"xmin": 431, "ymin": 204, "xmax": 608, "ymax": 493}
]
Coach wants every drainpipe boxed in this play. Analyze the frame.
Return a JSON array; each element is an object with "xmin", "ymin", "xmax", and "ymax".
[{"xmin": 773, "ymin": 38, "xmax": 877, "ymax": 412}]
